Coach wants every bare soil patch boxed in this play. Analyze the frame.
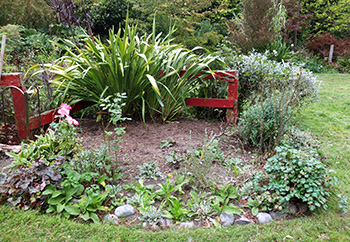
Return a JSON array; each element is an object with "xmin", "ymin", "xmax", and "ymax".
[{"xmin": 77, "ymin": 118, "xmax": 249, "ymax": 185}]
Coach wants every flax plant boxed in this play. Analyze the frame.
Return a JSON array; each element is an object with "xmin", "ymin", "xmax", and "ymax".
[{"xmin": 29, "ymin": 19, "xmax": 219, "ymax": 121}]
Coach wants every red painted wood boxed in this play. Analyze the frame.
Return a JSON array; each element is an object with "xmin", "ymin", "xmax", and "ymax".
[
  {"xmin": 185, "ymin": 98, "xmax": 234, "ymax": 108},
  {"xmin": 11, "ymin": 87, "xmax": 28, "ymax": 139},
  {"xmin": 2, "ymin": 70, "xmax": 238, "ymax": 140},
  {"xmin": 0, "ymin": 73, "xmax": 23, "ymax": 88},
  {"xmin": 0, "ymin": 74, "xmax": 28, "ymax": 139}
]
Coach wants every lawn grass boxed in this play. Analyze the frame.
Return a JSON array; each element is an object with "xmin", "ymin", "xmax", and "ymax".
[{"xmin": 1, "ymin": 74, "xmax": 350, "ymax": 241}]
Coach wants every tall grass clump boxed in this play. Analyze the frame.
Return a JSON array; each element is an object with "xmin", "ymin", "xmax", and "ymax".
[{"xmin": 30, "ymin": 19, "xmax": 218, "ymax": 121}]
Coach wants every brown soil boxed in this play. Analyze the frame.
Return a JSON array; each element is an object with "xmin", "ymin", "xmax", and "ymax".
[{"xmin": 77, "ymin": 118, "xmax": 246, "ymax": 185}]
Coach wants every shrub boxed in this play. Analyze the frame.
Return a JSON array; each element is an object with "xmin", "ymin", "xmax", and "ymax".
[
  {"xmin": 306, "ymin": 33, "xmax": 350, "ymax": 61},
  {"xmin": 239, "ymin": 98, "xmax": 289, "ymax": 152},
  {"xmin": 228, "ymin": 51, "xmax": 320, "ymax": 153},
  {"xmin": 262, "ymin": 145, "xmax": 336, "ymax": 211},
  {"xmin": 0, "ymin": 0, "xmax": 56, "ymax": 29},
  {"xmin": 227, "ymin": 51, "xmax": 320, "ymax": 107},
  {"xmin": 337, "ymin": 50, "xmax": 350, "ymax": 73}
]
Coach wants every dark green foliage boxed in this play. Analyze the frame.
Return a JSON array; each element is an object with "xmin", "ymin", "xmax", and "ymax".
[
  {"xmin": 89, "ymin": 0, "xmax": 130, "ymax": 36},
  {"xmin": 263, "ymin": 145, "xmax": 336, "ymax": 211}
]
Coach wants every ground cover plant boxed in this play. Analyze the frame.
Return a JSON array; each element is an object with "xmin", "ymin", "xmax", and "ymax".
[{"xmin": 0, "ymin": 74, "xmax": 349, "ymax": 241}]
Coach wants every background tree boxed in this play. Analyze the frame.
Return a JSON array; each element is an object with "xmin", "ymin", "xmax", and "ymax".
[{"xmin": 227, "ymin": 0, "xmax": 286, "ymax": 53}]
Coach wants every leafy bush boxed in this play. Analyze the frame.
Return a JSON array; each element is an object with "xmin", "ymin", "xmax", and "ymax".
[
  {"xmin": 5, "ymin": 120, "xmax": 81, "ymax": 169},
  {"xmin": 227, "ymin": 51, "xmax": 320, "ymax": 107},
  {"xmin": 0, "ymin": 0, "xmax": 56, "ymax": 29},
  {"xmin": 337, "ymin": 50, "xmax": 350, "ymax": 73},
  {"xmin": 227, "ymin": 51, "xmax": 320, "ymax": 153},
  {"xmin": 0, "ymin": 159, "xmax": 63, "ymax": 208},
  {"xmin": 262, "ymin": 145, "xmax": 336, "ymax": 211},
  {"xmin": 0, "ymin": 24, "xmax": 70, "ymax": 72},
  {"xmin": 239, "ymin": 98, "xmax": 289, "ymax": 152},
  {"xmin": 306, "ymin": 33, "xmax": 350, "ymax": 61}
]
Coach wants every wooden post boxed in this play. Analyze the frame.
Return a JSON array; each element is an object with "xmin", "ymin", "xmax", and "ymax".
[
  {"xmin": 329, "ymin": 45, "xmax": 334, "ymax": 63},
  {"xmin": 0, "ymin": 35, "xmax": 6, "ymax": 78}
]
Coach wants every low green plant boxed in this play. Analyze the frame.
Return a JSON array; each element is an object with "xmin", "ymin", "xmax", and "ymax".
[
  {"xmin": 159, "ymin": 138, "xmax": 176, "ymax": 148},
  {"xmin": 338, "ymin": 194, "xmax": 349, "ymax": 214},
  {"xmin": 263, "ymin": 145, "xmax": 336, "ymax": 211},
  {"xmin": 165, "ymin": 150, "xmax": 184, "ymax": 166},
  {"xmin": 128, "ymin": 193, "xmax": 155, "ymax": 211},
  {"xmin": 247, "ymin": 198, "xmax": 260, "ymax": 216},
  {"xmin": 139, "ymin": 206, "xmax": 164, "ymax": 226},
  {"xmin": 123, "ymin": 179, "xmax": 155, "ymax": 196},
  {"xmin": 155, "ymin": 174, "xmax": 189, "ymax": 204},
  {"xmin": 163, "ymin": 197, "xmax": 189, "ymax": 221},
  {"xmin": 138, "ymin": 161, "xmax": 163, "ymax": 180},
  {"xmin": 187, "ymin": 190, "xmax": 215, "ymax": 219},
  {"xmin": 43, "ymin": 183, "xmax": 84, "ymax": 219},
  {"xmin": 182, "ymin": 133, "xmax": 225, "ymax": 189},
  {"xmin": 211, "ymin": 184, "xmax": 243, "ymax": 215},
  {"xmin": 69, "ymin": 148, "xmax": 123, "ymax": 183},
  {"xmin": 78, "ymin": 185, "xmax": 110, "ymax": 223}
]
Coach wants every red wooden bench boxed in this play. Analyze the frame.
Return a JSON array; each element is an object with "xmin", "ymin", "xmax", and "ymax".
[{"xmin": 1, "ymin": 70, "xmax": 238, "ymax": 140}]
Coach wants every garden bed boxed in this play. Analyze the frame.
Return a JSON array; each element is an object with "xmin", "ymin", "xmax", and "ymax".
[{"xmin": 78, "ymin": 118, "xmax": 242, "ymax": 184}]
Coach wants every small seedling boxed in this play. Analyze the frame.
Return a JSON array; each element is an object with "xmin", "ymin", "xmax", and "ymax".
[{"xmin": 159, "ymin": 138, "xmax": 176, "ymax": 148}]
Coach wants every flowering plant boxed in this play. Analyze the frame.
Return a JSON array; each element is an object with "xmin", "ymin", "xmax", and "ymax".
[{"xmin": 57, "ymin": 103, "xmax": 79, "ymax": 126}]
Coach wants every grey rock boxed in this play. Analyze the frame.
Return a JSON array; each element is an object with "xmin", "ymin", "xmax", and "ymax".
[
  {"xmin": 159, "ymin": 218, "xmax": 172, "ymax": 227},
  {"xmin": 179, "ymin": 221, "xmax": 195, "ymax": 229},
  {"xmin": 270, "ymin": 211, "xmax": 283, "ymax": 220},
  {"xmin": 256, "ymin": 212, "xmax": 273, "ymax": 224},
  {"xmin": 0, "ymin": 173, "xmax": 7, "ymax": 186},
  {"xmin": 220, "ymin": 213, "xmax": 235, "ymax": 227},
  {"xmin": 236, "ymin": 216, "xmax": 254, "ymax": 225},
  {"xmin": 142, "ymin": 222, "xmax": 148, "ymax": 228},
  {"xmin": 114, "ymin": 205, "xmax": 135, "ymax": 218},
  {"xmin": 104, "ymin": 214, "xmax": 118, "ymax": 224}
]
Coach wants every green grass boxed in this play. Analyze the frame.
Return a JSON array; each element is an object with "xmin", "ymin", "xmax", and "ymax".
[{"xmin": 1, "ymin": 74, "xmax": 350, "ymax": 241}]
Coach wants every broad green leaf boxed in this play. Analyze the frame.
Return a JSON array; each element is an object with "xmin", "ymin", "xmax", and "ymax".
[
  {"xmin": 42, "ymin": 184, "xmax": 57, "ymax": 195},
  {"xmin": 48, "ymin": 196, "xmax": 65, "ymax": 206},
  {"xmin": 65, "ymin": 205, "xmax": 81, "ymax": 216}
]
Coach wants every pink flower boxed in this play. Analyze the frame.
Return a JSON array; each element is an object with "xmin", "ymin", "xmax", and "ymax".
[
  {"xmin": 58, "ymin": 103, "xmax": 72, "ymax": 117},
  {"xmin": 66, "ymin": 115, "xmax": 79, "ymax": 126},
  {"xmin": 57, "ymin": 103, "xmax": 79, "ymax": 126}
]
